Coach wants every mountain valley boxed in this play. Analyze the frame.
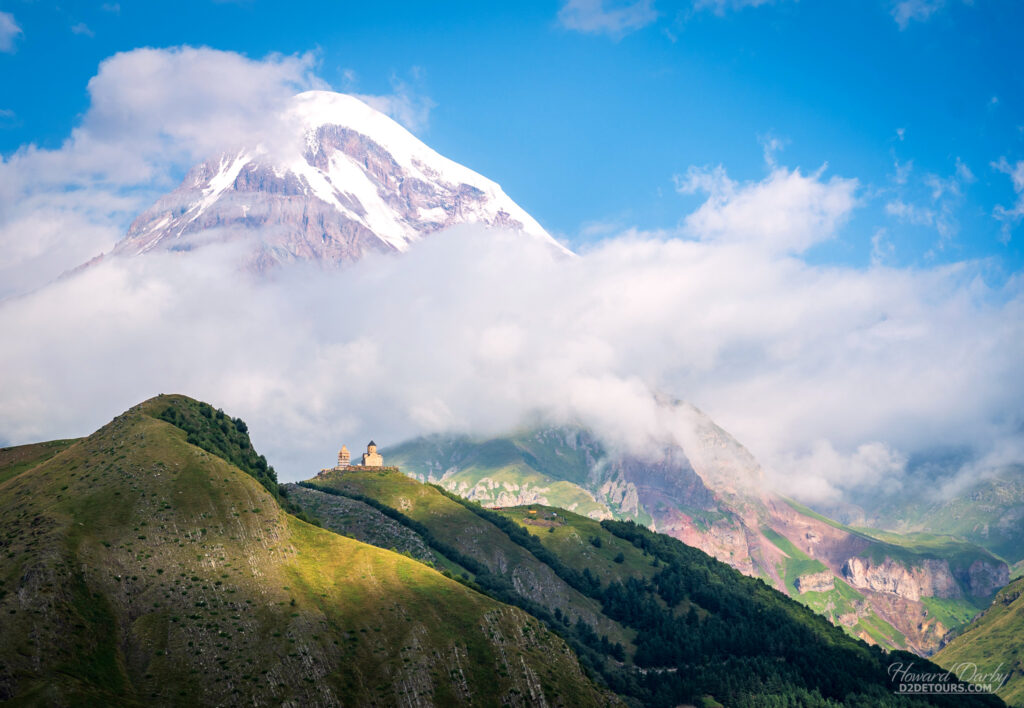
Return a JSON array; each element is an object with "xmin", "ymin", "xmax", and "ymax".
[{"xmin": 384, "ymin": 411, "xmax": 1012, "ymax": 657}]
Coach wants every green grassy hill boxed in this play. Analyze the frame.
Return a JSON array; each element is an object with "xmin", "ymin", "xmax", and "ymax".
[
  {"xmin": 936, "ymin": 576, "xmax": 1024, "ymax": 706},
  {"xmin": 296, "ymin": 469, "xmax": 1005, "ymax": 707},
  {"xmin": 0, "ymin": 395, "xmax": 615, "ymax": 707},
  {"xmin": 852, "ymin": 465, "xmax": 1024, "ymax": 566}
]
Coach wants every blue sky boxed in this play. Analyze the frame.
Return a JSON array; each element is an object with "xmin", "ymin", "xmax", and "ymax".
[{"xmin": 1, "ymin": 0, "xmax": 1022, "ymax": 275}]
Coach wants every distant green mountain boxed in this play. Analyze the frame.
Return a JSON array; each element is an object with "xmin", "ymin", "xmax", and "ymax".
[
  {"xmin": 296, "ymin": 467, "xmax": 1005, "ymax": 707},
  {"xmin": 383, "ymin": 421, "xmax": 1008, "ymax": 656},
  {"xmin": 0, "ymin": 395, "xmax": 614, "ymax": 706},
  {"xmin": 853, "ymin": 465, "xmax": 1024, "ymax": 566},
  {"xmin": 936, "ymin": 576, "xmax": 1024, "ymax": 706}
]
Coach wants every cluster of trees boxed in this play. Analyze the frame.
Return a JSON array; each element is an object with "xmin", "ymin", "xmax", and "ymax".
[{"xmin": 158, "ymin": 401, "xmax": 318, "ymax": 525}]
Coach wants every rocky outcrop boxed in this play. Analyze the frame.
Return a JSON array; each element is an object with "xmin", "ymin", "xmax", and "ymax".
[
  {"xmin": 613, "ymin": 448, "xmax": 717, "ymax": 516},
  {"xmin": 842, "ymin": 555, "xmax": 1009, "ymax": 602},
  {"xmin": 596, "ymin": 477, "xmax": 641, "ymax": 517},
  {"xmin": 842, "ymin": 556, "xmax": 963, "ymax": 601},
  {"xmin": 962, "ymin": 559, "xmax": 1010, "ymax": 597},
  {"xmin": 795, "ymin": 570, "xmax": 835, "ymax": 594}
]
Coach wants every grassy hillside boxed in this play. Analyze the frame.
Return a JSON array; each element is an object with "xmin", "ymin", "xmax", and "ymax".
[
  {"xmin": 296, "ymin": 470, "xmax": 1005, "ymax": 707},
  {"xmin": 0, "ymin": 438, "xmax": 77, "ymax": 485},
  {"xmin": 936, "ymin": 576, "xmax": 1024, "ymax": 706},
  {"xmin": 0, "ymin": 395, "xmax": 615, "ymax": 707},
  {"xmin": 301, "ymin": 470, "xmax": 629, "ymax": 651}
]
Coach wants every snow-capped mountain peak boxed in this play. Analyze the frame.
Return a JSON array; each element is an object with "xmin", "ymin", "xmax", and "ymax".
[{"xmin": 112, "ymin": 90, "xmax": 567, "ymax": 267}]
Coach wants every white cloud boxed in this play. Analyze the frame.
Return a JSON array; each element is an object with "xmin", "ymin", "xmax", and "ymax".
[
  {"xmin": 893, "ymin": 157, "xmax": 912, "ymax": 185},
  {"xmin": 891, "ymin": 0, "xmax": 973, "ymax": 29},
  {"xmin": 675, "ymin": 164, "xmax": 859, "ymax": 253},
  {"xmin": 759, "ymin": 133, "xmax": 787, "ymax": 168},
  {"xmin": 0, "ymin": 46, "xmax": 324, "ymax": 298},
  {"xmin": 870, "ymin": 228, "xmax": 895, "ymax": 265},
  {"xmin": 770, "ymin": 440, "xmax": 909, "ymax": 504},
  {"xmin": 354, "ymin": 76, "xmax": 436, "ymax": 134},
  {"xmin": 886, "ymin": 199, "xmax": 935, "ymax": 226},
  {"xmin": 0, "ymin": 223, "xmax": 1020, "ymax": 499},
  {"xmin": 0, "ymin": 11, "xmax": 22, "ymax": 53},
  {"xmin": 693, "ymin": 0, "xmax": 785, "ymax": 14},
  {"xmin": 71, "ymin": 23, "xmax": 94, "ymax": 37},
  {"xmin": 558, "ymin": 0, "xmax": 659, "ymax": 39},
  {"xmin": 0, "ymin": 46, "xmax": 1020, "ymax": 510},
  {"xmin": 892, "ymin": 0, "xmax": 944, "ymax": 29},
  {"xmin": 992, "ymin": 157, "xmax": 1024, "ymax": 242},
  {"xmin": 885, "ymin": 158, "xmax": 973, "ymax": 248}
]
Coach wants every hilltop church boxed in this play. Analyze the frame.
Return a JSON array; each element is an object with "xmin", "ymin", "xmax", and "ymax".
[{"xmin": 319, "ymin": 441, "xmax": 387, "ymax": 475}]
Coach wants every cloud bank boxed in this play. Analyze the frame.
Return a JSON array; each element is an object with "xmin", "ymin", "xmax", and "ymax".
[{"xmin": 1, "ymin": 219, "xmax": 1020, "ymax": 499}]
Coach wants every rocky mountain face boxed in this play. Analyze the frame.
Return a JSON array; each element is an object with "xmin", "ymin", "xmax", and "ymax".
[
  {"xmin": 103, "ymin": 91, "xmax": 566, "ymax": 270},
  {"xmin": 383, "ymin": 401, "xmax": 1009, "ymax": 656},
  {"xmin": 841, "ymin": 556, "xmax": 1009, "ymax": 602}
]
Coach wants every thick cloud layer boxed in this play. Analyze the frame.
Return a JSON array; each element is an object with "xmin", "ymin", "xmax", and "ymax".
[{"xmin": 1, "ymin": 225, "xmax": 1020, "ymax": 498}]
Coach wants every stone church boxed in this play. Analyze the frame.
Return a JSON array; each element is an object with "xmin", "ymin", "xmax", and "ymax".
[
  {"xmin": 361, "ymin": 441, "xmax": 383, "ymax": 467},
  {"xmin": 321, "ymin": 441, "xmax": 384, "ymax": 474}
]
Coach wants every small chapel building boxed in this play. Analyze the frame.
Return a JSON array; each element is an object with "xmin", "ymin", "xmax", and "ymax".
[
  {"xmin": 361, "ymin": 441, "xmax": 383, "ymax": 467},
  {"xmin": 320, "ymin": 441, "xmax": 387, "ymax": 475}
]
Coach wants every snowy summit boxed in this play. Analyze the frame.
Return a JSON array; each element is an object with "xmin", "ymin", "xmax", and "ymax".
[{"xmin": 111, "ymin": 90, "xmax": 567, "ymax": 269}]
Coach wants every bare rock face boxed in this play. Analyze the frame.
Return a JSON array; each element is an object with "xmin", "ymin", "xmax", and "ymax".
[
  {"xmin": 106, "ymin": 91, "xmax": 567, "ymax": 271},
  {"xmin": 841, "ymin": 556, "xmax": 963, "ymax": 601},
  {"xmin": 963, "ymin": 558, "xmax": 1010, "ymax": 597},
  {"xmin": 612, "ymin": 448, "xmax": 717, "ymax": 516},
  {"xmin": 795, "ymin": 570, "xmax": 835, "ymax": 594},
  {"xmin": 596, "ymin": 477, "xmax": 641, "ymax": 517}
]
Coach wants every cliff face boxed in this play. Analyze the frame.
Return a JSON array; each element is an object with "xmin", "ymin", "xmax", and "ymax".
[
  {"xmin": 842, "ymin": 557, "xmax": 963, "ymax": 601},
  {"xmin": 795, "ymin": 570, "xmax": 835, "ymax": 593},
  {"xmin": 841, "ymin": 556, "xmax": 1010, "ymax": 602},
  {"xmin": 963, "ymin": 558, "xmax": 1011, "ymax": 598}
]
